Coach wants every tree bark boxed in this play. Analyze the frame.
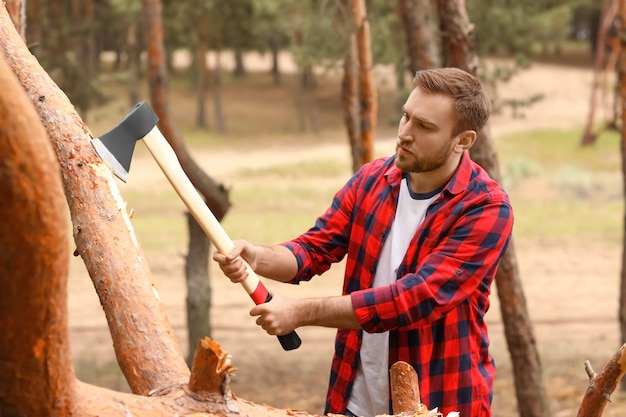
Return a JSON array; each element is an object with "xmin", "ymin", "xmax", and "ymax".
[
  {"xmin": 127, "ymin": 22, "xmax": 140, "ymax": 106},
  {"xmin": 350, "ymin": 0, "xmax": 377, "ymax": 165},
  {"xmin": 436, "ymin": 1, "xmax": 551, "ymax": 417},
  {"xmin": 0, "ymin": 48, "xmax": 75, "ymax": 417},
  {"xmin": 343, "ymin": 33, "xmax": 362, "ymax": 173},
  {"xmin": 213, "ymin": 46, "xmax": 228, "ymax": 134},
  {"xmin": 577, "ymin": 343, "xmax": 626, "ymax": 417},
  {"xmin": 4, "ymin": 0, "xmax": 24, "ymax": 40},
  {"xmin": 581, "ymin": 0, "xmax": 616, "ymax": 146},
  {"xmin": 397, "ymin": 0, "xmax": 440, "ymax": 74},
  {"xmin": 194, "ymin": 38, "xmax": 208, "ymax": 129},
  {"xmin": 25, "ymin": 0, "xmax": 42, "ymax": 51},
  {"xmin": 0, "ymin": 5, "xmax": 191, "ymax": 395},
  {"xmin": 616, "ymin": 0, "xmax": 626, "ymax": 393},
  {"xmin": 186, "ymin": 212, "xmax": 213, "ymax": 366}
]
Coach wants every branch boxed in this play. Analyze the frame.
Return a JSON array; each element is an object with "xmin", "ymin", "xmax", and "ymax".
[{"xmin": 577, "ymin": 343, "xmax": 626, "ymax": 417}]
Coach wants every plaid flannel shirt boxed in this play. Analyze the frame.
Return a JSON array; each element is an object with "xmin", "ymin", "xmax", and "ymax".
[{"xmin": 282, "ymin": 153, "xmax": 513, "ymax": 417}]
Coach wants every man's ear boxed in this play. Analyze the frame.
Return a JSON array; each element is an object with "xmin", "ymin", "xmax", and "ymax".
[{"xmin": 455, "ymin": 130, "xmax": 477, "ymax": 152}]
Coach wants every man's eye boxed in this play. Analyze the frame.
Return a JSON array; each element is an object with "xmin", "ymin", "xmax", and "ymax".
[{"xmin": 401, "ymin": 112, "xmax": 408, "ymax": 119}]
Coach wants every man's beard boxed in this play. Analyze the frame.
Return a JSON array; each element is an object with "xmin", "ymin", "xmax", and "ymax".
[{"xmin": 394, "ymin": 139, "xmax": 455, "ymax": 173}]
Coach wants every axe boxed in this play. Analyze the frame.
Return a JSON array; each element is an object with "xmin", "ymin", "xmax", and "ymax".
[{"xmin": 92, "ymin": 101, "xmax": 302, "ymax": 351}]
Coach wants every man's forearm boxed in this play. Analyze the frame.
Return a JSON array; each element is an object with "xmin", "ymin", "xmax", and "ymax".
[
  {"xmin": 254, "ymin": 244, "xmax": 299, "ymax": 283},
  {"xmin": 297, "ymin": 295, "xmax": 361, "ymax": 330}
]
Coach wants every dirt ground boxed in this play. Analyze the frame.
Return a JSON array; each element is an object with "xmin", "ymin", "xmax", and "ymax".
[{"xmin": 67, "ymin": 61, "xmax": 626, "ymax": 416}]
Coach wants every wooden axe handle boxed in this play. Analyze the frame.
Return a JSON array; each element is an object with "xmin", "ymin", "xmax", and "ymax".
[{"xmin": 142, "ymin": 127, "xmax": 301, "ymax": 351}]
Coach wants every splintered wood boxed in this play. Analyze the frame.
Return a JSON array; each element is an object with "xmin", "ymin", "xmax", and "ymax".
[{"xmin": 188, "ymin": 337, "xmax": 236, "ymax": 396}]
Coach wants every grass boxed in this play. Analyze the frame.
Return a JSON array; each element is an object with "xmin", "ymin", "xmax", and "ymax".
[{"xmin": 494, "ymin": 128, "xmax": 623, "ymax": 243}]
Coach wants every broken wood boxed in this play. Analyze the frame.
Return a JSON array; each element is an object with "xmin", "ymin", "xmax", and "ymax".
[
  {"xmin": 189, "ymin": 338, "xmax": 236, "ymax": 397},
  {"xmin": 577, "ymin": 343, "xmax": 626, "ymax": 417}
]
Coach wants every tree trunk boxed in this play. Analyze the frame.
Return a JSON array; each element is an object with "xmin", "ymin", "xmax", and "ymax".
[
  {"xmin": 303, "ymin": 66, "xmax": 320, "ymax": 134},
  {"xmin": 233, "ymin": 47, "xmax": 246, "ymax": 78},
  {"xmin": 616, "ymin": 0, "xmax": 626, "ymax": 393},
  {"xmin": 213, "ymin": 47, "xmax": 227, "ymax": 134},
  {"xmin": 4, "ymin": 0, "xmax": 24, "ymax": 40},
  {"xmin": 127, "ymin": 22, "xmax": 140, "ymax": 106},
  {"xmin": 0, "ymin": 48, "xmax": 75, "ymax": 417},
  {"xmin": 581, "ymin": 0, "xmax": 615, "ymax": 146},
  {"xmin": 185, "ymin": 213, "xmax": 213, "ymax": 366},
  {"xmin": 436, "ymin": 1, "xmax": 551, "ymax": 416},
  {"xmin": 397, "ymin": 0, "xmax": 440, "ymax": 74},
  {"xmin": 270, "ymin": 36, "xmax": 281, "ymax": 85},
  {"xmin": 350, "ymin": 0, "xmax": 376, "ymax": 165},
  {"xmin": 194, "ymin": 38, "xmax": 208, "ymax": 129},
  {"xmin": 343, "ymin": 33, "xmax": 362, "ymax": 172},
  {"xmin": 25, "ymin": 0, "xmax": 41, "ymax": 50},
  {"xmin": 0, "ymin": 5, "xmax": 191, "ymax": 395}
]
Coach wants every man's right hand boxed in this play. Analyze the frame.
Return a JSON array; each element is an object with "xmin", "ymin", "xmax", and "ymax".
[{"xmin": 212, "ymin": 240, "xmax": 258, "ymax": 284}]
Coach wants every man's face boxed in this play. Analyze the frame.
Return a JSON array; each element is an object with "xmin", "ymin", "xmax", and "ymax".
[{"xmin": 395, "ymin": 87, "xmax": 458, "ymax": 173}]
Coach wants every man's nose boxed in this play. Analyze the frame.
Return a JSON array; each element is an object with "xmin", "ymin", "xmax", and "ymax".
[{"xmin": 398, "ymin": 122, "xmax": 412, "ymax": 140}]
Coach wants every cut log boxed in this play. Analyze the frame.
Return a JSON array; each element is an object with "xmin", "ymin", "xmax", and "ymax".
[{"xmin": 390, "ymin": 361, "xmax": 427, "ymax": 414}]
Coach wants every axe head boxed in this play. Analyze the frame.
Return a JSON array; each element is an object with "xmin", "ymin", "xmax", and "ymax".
[{"xmin": 92, "ymin": 101, "xmax": 159, "ymax": 182}]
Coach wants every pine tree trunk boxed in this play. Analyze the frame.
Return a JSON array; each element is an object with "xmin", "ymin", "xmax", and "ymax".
[
  {"xmin": 213, "ymin": 47, "xmax": 227, "ymax": 134},
  {"xmin": 616, "ymin": 0, "xmax": 626, "ymax": 392},
  {"xmin": 397, "ymin": 0, "xmax": 440, "ymax": 73},
  {"xmin": 4, "ymin": 0, "xmax": 24, "ymax": 39},
  {"xmin": 194, "ymin": 39, "xmax": 208, "ymax": 128},
  {"xmin": 343, "ymin": 33, "xmax": 362, "ymax": 172},
  {"xmin": 350, "ymin": 0, "xmax": 376, "ymax": 165},
  {"xmin": 0, "ymin": 46, "xmax": 75, "ymax": 417},
  {"xmin": 185, "ymin": 213, "xmax": 212, "ymax": 366}
]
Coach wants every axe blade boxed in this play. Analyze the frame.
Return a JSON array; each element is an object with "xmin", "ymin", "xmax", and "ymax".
[{"xmin": 92, "ymin": 101, "xmax": 159, "ymax": 182}]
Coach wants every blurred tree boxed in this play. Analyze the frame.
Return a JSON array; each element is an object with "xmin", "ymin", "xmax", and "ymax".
[
  {"xmin": 580, "ymin": 0, "xmax": 616, "ymax": 146},
  {"xmin": 616, "ymin": 0, "xmax": 626, "ymax": 394},
  {"xmin": 4, "ymin": 0, "xmax": 24, "ymax": 39},
  {"xmin": 254, "ymin": 0, "xmax": 292, "ymax": 85},
  {"xmin": 397, "ymin": 0, "xmax": 440, "ymax": 74},
  {"xmin": 348, "ymin": 0, "xmax": 377, "ymax": 165},
  {"xmin": 26, "ymin": 0, "xmax": 109, "ymax": 116}
]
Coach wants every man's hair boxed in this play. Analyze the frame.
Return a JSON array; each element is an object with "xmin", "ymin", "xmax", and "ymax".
[{"xmin": 413, "ymin": 67, "xmax": 491, "ymax": 135}]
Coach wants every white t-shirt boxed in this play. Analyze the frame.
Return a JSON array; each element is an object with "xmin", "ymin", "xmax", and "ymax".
[{"xmin": 346, "ymin": 175, "xmax": 441, "ymax": 417}]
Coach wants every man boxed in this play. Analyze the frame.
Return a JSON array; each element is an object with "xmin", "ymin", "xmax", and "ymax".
[{"xmin": 213, "ymin": 67, "xmax": 513, "ymax": 417}]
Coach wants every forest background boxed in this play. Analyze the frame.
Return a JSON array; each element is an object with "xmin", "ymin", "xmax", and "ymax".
[{"xmin": 21, "ymin": 0, "xmax": 623, "ymax": 416}]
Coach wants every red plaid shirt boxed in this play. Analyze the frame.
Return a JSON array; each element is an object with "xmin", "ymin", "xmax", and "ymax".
[{"xmin": 282, "ymin": 153, "xmax": 513, "ymax": 417}]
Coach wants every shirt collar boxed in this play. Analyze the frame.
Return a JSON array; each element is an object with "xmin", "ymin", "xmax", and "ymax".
[{"xmin": 385, "ymin": 152, "xmax": 473, "ymax": 196}]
